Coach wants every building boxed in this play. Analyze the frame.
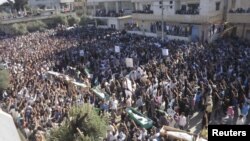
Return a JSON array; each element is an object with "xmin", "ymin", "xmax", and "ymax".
[
  {"xmin": 86, "ymin": 0, "xmax": 134, "ymax": 29},
  {"xmin": 131, "ymin": 0, "xmax": 225, "ymax": 42},
  {"xmin": 28, "ymin": 0, "xmax": 74, "ymax": 14},
  {"xmin": 0, "ymin": 110, "xmax": 21, "ymax": 141},
  {"xmin": 226, "ymin": 0, "xmax": 250, "ymax": 40}
]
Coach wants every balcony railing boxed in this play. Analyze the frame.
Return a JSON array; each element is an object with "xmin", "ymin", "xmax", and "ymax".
[
  {"xmin": 132, "ymin": 10, "xmax": 153, "ymax": 14},
  {"xmin": 227, "ymin": 13, "xmax": 250, "ymax": 24},
  {"xmin": 132, "ymin": 13, "xmax": 222, "ymax": 24}
]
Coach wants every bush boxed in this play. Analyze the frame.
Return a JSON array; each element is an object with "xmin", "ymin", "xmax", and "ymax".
[
  {"xmin": 9, "ymin": 23, "xmax": 28, "ymax": 35},
  {"xmin": 79, "ymin": 16, "xmax": 91, "ymax": 26},
  {"xmin": 0, "ymin": 68, "xmax": 10, "ymax": 91},
  {"xmin": 26, "ymin": 20, "xmax": 47, "ymax": 32},
  {"xmin": 67, "ymin": 16, "xmax": 80, "ymax": 26},
  {"xmin": 48, "ymin": 104, "xmax": 108, "ymax": 141},
  {"xmin": 45, "ymin": 15, "xmax": 68, "ymax": 28}
]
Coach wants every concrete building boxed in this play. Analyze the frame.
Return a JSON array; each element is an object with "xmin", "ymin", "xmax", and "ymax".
[
  {"xmin": 28, "ymin": 0, "xmax": 74, "ymax": 13},
  {"xmin": 87, "ymin": 0, "xmax": 134, "ymax": 29},
  {"xmin": 226, "ymin": 0, "xmax": 250, "ymax": 40},
  {"xmin": 131, "ymin": 0, "xmax": 225, "ymax": 42}
]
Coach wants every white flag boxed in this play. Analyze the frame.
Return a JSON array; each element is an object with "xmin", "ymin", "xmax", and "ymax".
[
  {"xmin": 80, "ymin": 50, "xmax": 84, "ymax": 56},
  {"xmin": 115, "ymin": 46, "xmax": 120, "ymax": 53},
  {"xmin": 162, "ymin": 49, "xmax": 169, "ymax": 56},
  {"xmin": 125, "ymin": 58, "xmax": 133, "ymax": 68}
]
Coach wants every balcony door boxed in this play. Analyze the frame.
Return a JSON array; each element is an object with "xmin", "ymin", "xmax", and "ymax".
[{"xmin": 191, "ymin": 25, "xmax": 199, "ymax": 41}]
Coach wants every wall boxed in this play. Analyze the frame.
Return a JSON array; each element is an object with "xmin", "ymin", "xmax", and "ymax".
[
  {"xmin": 28, "ymin": 0, "xmax": 60, "ymax": 9},
  {"xmin": 200, "ymin": 0, "xmax": 223, "ymax": 16},
  {"xmin": 152, "ymin": 0, "xmax": 175, "ymax": 16}
]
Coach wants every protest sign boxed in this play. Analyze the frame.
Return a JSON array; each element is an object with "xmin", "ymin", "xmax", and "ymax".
[
  {"xmin": 80, "ymin": 50, "xmax": 84, "ymax": 56},
  {"xmin": 162, "ymin": 49, "xmax": 169, "ymax": 56},
  {"xmin": 115, "ymin": 46, "xmax": 120, "ymax": 53},
  {"xmin": 125, "ymin": 58, "xmax": 133, "ymax": 68}
]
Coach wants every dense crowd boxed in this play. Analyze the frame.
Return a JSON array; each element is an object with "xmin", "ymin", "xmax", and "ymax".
[
  {"xmin": 150, "ymin": 22, "xmax": 192, "ymax": 37},
  {"xmin": 96, "ymin": 9, "xmax": 127, "ymax": 17},
  {"xmin": 0, "ymin": 26, "xmax": 250, "ymax": 141},
  {"xmin": 229, "ymin": 8, "xmax": 250, "ymax": 13}
]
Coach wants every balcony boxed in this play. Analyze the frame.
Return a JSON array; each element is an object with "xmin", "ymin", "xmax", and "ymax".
[
  {"xmin": 88, "ymin": 0, "xmax": 131, "ymax": 2},
  {"xmin": 132, "ymin": 13, "xmax": 222, "ymax": 24},
  {"xmin": 60, "ymin": 0, "xmax": 74, "ymax": 3},
  {"xmin": 131, "ymin": 0, "xmax": 155, "ymax": 2},
  {"xmin": 227, "ymin": 13, "xmax": 250, "ymax": 24}
]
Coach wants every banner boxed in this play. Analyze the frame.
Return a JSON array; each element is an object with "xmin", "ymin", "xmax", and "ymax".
[
  {"xmin": 125, "ymin": 58, "xmax": 133, "ymax": 68},
  {"xmin": 162, "ymin": 49, "xmax": 169, "ymax": 56},
  {"xmin": 80, "ymin": 50, "xmax": 84, "ymax": 56},
  {"xmin": 115, "ymin": 46, "xmax": 120, "ymax": 53}
]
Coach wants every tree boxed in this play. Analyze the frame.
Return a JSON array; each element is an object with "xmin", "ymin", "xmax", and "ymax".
[
  {"xmin": 26, "ymin": 20, "xmax": 47, "ymax": 32},
  {"xmin": 14, "ymin": 0, "xmax": 28, "ymax": 11},
  {"xmin": 9, "ymin": 23, "xmax": 28, "ymax": 35},
  {"xmin": 0, "ymin": 67, "xmax": 10, "ymax": 100},
  {"xmin": 67, "ymin": 16, "xmax": 80, "ymax": 26},
  {"xmin": 48, "ymin": 104, "xmax": 108, "ymax": 141}
]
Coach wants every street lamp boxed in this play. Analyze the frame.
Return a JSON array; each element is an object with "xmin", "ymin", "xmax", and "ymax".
[{"xmin": 160, "ymin": 0, "xmax": 164, "ymax": 42}]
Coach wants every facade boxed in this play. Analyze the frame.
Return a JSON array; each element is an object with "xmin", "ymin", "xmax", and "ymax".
[
  {"xmin": 131, "ymin": 0, "xmax": 225, "ymax": 42},
  {"xmin": 227, "ymin": 0, "xmax": 250, "ymax": 40},
  {"xmin": 28, "ymin": 0, "xmax": 74, "ymax": 13},
  {"xmin": 86, "ymin": 0, "xmax": 134, "ymax": 29}
]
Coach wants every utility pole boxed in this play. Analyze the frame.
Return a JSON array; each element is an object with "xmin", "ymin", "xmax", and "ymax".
[{"xmin": 160, "ymin": 0, "xmax": 164, "ymax": 42}]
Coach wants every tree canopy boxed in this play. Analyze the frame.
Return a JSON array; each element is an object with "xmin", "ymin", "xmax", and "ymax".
[{"xmin": 48, "ymin": 104, "xmax": 108, "ymax": 141}]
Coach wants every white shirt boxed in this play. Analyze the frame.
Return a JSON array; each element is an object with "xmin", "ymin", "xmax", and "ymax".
[
  {"xmin": 111, "ymin": 99, "xmax": 118, "ymax": 110},
  {"xmin": 236, "ymin": 117, "xmax": 245, "ymax": 125},
  {"xmin": 108, "ymin": 131, "xmax": 119, "ymax": 141},
  {"xmin": 179, "ymin": 115, "xmax": 187, "ymax": 126}
]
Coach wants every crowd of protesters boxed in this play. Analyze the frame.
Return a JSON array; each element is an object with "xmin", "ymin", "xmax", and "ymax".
[
  {"xmin": 229, "ymin": 8, "xmax": 250, "ymax": 13},
  {"xmin": 150, "ymin": 22, "xmax": 191, "ymax": 37},
  {"xmin": 96, "ymin": 9, "xmax": 127, "ymax": 17},
  {"xmin": 0, "ymin": 25, "xmax": 250, "ymax": 141}
]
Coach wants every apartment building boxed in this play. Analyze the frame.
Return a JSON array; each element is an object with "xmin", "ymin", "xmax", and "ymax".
[
  {"xmin": 86, "ymin": 0, "xmax": 134, "ymax": 29},
  {"xmin": 227, "ymin": 0, "xmax": 250, "ymax": 40},
  {"xmin": 28, "ymin": 0, "xmax": 74, "ymax": 13},
  {"xmin": 130, "ymin": 0, "xmax": 225, "ymax": 42}
]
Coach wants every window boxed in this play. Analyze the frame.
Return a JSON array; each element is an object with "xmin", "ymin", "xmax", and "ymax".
[
  {"xmin": 170, "ymin": 1, "xmax": 173, "ymax": 4},
  {"xmin": 216, "ymin": 2, "xmax": 220, "ymax": 11},
  {"xmin": 170, "ymin": 6, "xmax": 172, "ymax": 9}
]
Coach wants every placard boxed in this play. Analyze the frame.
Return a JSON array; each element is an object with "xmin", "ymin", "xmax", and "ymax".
[
  {"xmin": 125, "ymin": 58, "xmax": 133, "ymax": 68},
  {"xmin": 167, "ymin": 108, "xmax": 176, "ymax": 117},
  {"xmin": 80, "ymin": 50, "xmax": 84, "ymax": 56},
  {"xmin": 126, "ymin": 78, "xmax": 133, "ymax": 92},
  {"xmin": 115, "ymin": 46, "xmax": 120, "ymax": 53},
  {"xmin": 162, "ymin": 49, "xmax": 169, "ymax": 56}
]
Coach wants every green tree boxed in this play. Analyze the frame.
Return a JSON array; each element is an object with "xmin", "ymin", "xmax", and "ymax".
[
  {"xmin": 67, "ymin": 16, "xmax": 80, "ymax": 26},
  {"xmin": 79, "ymin": 16, "xmax": 92, "ymax": 26},
  {"xmin": 26, "ymin": 20, "xmax": 47, "ymax": 32},
  {"xmin": 14, "ymin": 0, "xmax": 28, "ymax": 11},
  {"xmin": 48, "ymin": 104, "xmax": 108, "ymax": 141},
  {"xmin": 0, "ymin": 67, "xmax": 10, "ymax": 100},
  {"xmin": 9, "ymin": 23, "xmax": 28, "ymax": 35}
]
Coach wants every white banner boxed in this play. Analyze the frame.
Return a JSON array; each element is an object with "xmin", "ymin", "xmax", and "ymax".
[
  {"xmin": 167, "ymin": 108, "xmax": 176, "ymax": 117},
  {"xmin": 125, "ymin": 58, "xmax": 133, "ymax": 68},
  {"xmin": 115, "ymin": 46, "xmax": 120, "ymax": 53},
  {"xmin": 80, "ymin": 50, "xmax": 84, "ymax": 56},
  {"xmin": 162, "ymin": 49, "xmax": 169, "ymax": 56}
]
